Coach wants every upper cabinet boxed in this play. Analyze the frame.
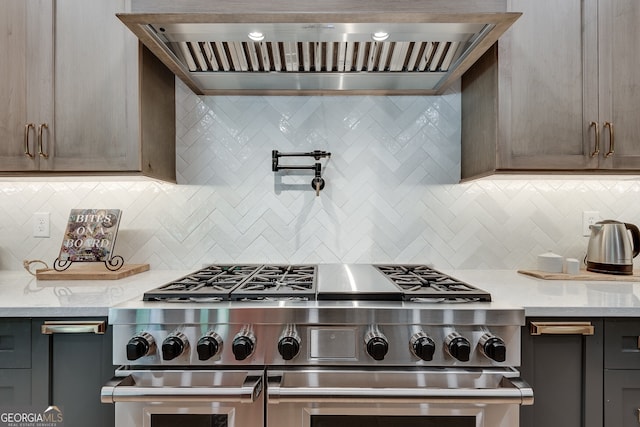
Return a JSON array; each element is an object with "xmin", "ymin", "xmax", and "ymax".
[
  {"xmin": 461, "ymin": 0, "xmax": 640, "ymax": 180},
  {"xmin": 0, "ymin": 0, "xmax": 175, "ymax": 181}
]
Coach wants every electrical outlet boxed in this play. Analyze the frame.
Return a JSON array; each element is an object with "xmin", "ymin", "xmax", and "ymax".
[
  {"xmin": 33, "ymin": 212, "xmax": 50, "ymax": 238},
  {"xmin": 582, "ymin": 211, "xmax": 600, "ymax": 236}
]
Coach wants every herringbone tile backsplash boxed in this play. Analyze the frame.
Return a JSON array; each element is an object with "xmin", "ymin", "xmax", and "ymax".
[{"xmin": 2, "ymin": 80, "xmax": 640, "ymax": 271}]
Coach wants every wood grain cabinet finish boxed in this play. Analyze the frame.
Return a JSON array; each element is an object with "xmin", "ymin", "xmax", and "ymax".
[
  {"xmin": 0, "ymin": 0, "xmax": 175, "ymax": 181},
  {"xmin": 461, "ymin": 0, "xmax": 640, "ymax": 180}
]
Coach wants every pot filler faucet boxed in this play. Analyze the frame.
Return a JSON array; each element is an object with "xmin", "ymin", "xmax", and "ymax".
[{"xmin": 272, "ymin": 150, "xmax": 331, "ymax": 196}]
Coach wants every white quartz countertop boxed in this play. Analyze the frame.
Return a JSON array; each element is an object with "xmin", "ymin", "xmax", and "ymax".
[
  {"xmin": 0, "ymin": 268, "xmax": 639, "ymax": 318},
  {"xmin": 0, "ymin": 270, "xmax": 189, "ymax": 317}
]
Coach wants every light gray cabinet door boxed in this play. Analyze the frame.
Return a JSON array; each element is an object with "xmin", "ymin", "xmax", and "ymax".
[
  {"xmin": 462, "ymin": 0, "xmax": 640, "ymax": 179},
  {"xmin": 39, "ymin": 0, "xmax": 140, "ymax": 172},
  {"xmin": 461, "ymin": 0, "xmax": 599, "ymax": 179},
  {"xmin": 497, "ymin": 0, "xmax": 599, "ymax": 171},
  {"xmin": 0, "ymin": 1, "xmax": 40, "ymax": 171},
  {"xmin": 597, "ymin": 0, "xmax": 640, "ymax": 170}
]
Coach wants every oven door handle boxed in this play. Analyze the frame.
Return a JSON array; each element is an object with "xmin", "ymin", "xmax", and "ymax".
[
  {"xmin": 267, "ymin": 376, "xmax": 533, "ymax": 406},
  {"xmin": 101, "ymin": 375, "xmax": 262, "ymax": 404}
]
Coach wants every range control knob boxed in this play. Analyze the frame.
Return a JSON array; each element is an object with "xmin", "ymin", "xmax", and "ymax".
[
  {"xmin": 161, "ymin": 331, "xmax": 189, "ymax": 361},
  {"xmin": 479, "ymin": 333, "xmax": 507, "ymax": 362},
  {"xmin": 445, "ymin": 332, "xmax": 471, "ymax": 362},
  {"xmin": 196, "ymin": 331, "xmax": 223, "ymax": 361},
  {"xmin": 126, "ymin": 332, "xmax": 155, "ymax": 361},
  {"xmin": 365, "ymin": 327, "xmax": 389, "ymax": 361},
  {"xmin": 278, "ymin": 325, "xmax": 301, "ymax": 361},
  {"xmin": 278, "ymin": 336, "xmax": 300, "ymax": 361},
  {"xmin": 410, "ymin": 332, "xmax": 436, "ymax": 361},
  {"xmin": 232, "ymin": 328, "xmax": 255, "ymax": 361}
]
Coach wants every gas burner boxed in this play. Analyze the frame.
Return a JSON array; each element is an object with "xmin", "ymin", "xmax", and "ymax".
[
  {"xmin": 374, "ymin": 264, "xmax": 492, "ymax": 302},
  {"xmin": 230, "ymin": 265, "xmax": 317, "ymax": 301},
  {"xmin": 143, "ymin": 264, "xmax": 262, "ymax": 301}
]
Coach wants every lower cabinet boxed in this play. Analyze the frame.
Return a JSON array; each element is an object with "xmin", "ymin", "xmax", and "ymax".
[
  {"xmin": 604, "ymin": 318, "xmax": 640, "ymax": 427},
  {"xmin": 519, "ymin": 318, "xmax": 604, "ymax": 427},
  {"xmin": 0, "ymin": 317, "xmax": 114, "ymax": 427},
  {"xmin": 0, "ymin": 319, "xmax": 44, "ymax": 405}
]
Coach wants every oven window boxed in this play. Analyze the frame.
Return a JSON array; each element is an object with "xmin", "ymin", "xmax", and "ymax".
[
  {"xmin": 150, "ymin": 414, "xmax": 227, "ymax": 427},
  {"xmin": 311, "ymin": 415, "xmax": 474, "ymax": 427}
]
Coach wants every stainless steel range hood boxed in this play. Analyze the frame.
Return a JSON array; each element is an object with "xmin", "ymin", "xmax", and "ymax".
[{"xmin": 119, "ymin": 0, "xmax": 520, "ymax": 95}]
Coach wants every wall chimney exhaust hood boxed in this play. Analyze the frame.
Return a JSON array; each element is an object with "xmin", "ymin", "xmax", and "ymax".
[{"xmin": 119, "ymin": 0, "xmax": 520, "ymax": 95}]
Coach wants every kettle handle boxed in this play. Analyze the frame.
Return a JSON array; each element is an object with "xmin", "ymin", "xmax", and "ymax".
[{"xmin": 625, "ymin": 223, "xmax": 640, "ymax": 258}]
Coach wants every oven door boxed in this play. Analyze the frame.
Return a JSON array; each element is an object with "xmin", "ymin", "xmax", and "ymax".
[
  {"xmin": 101, "ymin": 369, "xmax": 263, "ymax": 427},
  {"xmin": 267, "ymin": 368, "xmax": 533, "ymax": 427}
]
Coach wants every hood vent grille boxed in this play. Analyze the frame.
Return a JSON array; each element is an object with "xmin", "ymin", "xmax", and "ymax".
[
  {"xmin": 177, "ymin": 40, "xmax": 463, "ymax": 74},
  {"xmin": 119, "ymin": 0, "xmax": 521, "ymax": 95}
]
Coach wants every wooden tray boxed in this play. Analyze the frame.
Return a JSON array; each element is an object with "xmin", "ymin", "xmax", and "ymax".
[
  {"xmin": 36, "ymin": 263, "xmax": 149, "ymax": 280},
  {"xmin": 518, "ymin": 269, "xmax": 640, "ymax": 282}
]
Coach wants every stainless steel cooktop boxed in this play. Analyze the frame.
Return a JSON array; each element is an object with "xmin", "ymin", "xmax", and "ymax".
[{"xmin": 142, "ymin": 263, "xmax": 490, "ymax": 303}]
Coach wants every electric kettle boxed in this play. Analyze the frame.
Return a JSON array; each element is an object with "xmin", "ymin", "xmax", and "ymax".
[{"xmin": 586, "ymin": 220, "xmax": 640, "ymax": 275}]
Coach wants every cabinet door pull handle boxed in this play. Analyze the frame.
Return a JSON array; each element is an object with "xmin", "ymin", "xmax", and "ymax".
[
  {"xmin": 24, "ymin": 123, "xmax": 35, "ymax": 158},
  {"xmin": 41, "ymin": 321, "xmax": 106, "ymax": 335},
  {"xmin": 530, "ymin": 321, "xmax": 594, "ymax": 336},
  {"xmin": 604, "ymin": 121, "xmax": 614, "ymax": 157},
  {"xmin": 38, "ymin": 123, "xmax": 49, "ymax": 158},
  {"xmin": 589, "ymin": 121, "xmax": 600, "ymax": 157}
]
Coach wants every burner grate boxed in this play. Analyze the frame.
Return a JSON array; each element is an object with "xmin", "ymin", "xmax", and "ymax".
[
  {"xmin": 230, "ymin": 265, "xmax": 317, "ymax": 301},
  {"xmin": 143, "ymin": 264, "xmax": 262, "ymax": 301},
  {"xmin": 374, "ymin": 265, "xmax": 491, "ymax": 302}
]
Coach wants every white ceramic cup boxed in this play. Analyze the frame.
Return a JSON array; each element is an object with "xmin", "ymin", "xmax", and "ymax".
[{"xmin": 564, "ymin": 258, "xmax": 580, "ymax": 275}]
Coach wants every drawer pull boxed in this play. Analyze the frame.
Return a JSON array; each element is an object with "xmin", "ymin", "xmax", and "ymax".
[
  {"xmin": 530, "ymin": 321, "xmax": 594, "ymax": 336},
  {"xmin": 41, "ymin": 321, "xmax": 106, "ymax": 335}
]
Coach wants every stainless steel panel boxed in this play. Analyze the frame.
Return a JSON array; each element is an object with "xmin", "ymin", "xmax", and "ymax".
[
  {"xmin": 267, "ymin": 368, "xmax": 533, "ymax": 405},
  {"xmin": 104, "ymin": 370, "xmax": 264, "ymax": 427},
  {"xmin": 102, "ymin": 369, "xmax": 262, "ymax": 403}
]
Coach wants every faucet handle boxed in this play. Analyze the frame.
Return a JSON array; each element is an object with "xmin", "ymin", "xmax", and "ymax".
[{"xmin": 312, "ymin": 177, "xmax": 324, "ymax": 196}]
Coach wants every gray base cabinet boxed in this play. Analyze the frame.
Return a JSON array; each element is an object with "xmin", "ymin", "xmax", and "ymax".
[
  {"xmin": 605, "ymin": 370, "xmax": 640, "ymax": 426},
  {"xmin": 0, "ymin": 318, "xmax": 114, "ymax": 427},
  {"xmin": 0, "ymin": 319, "xmax": 43, "ymax": 405},
  {"xmin": 520, "ymin": 318, "xmax": 604, "ymax": 427},
  {"xmin": 604, "ymin": 318, "xmax": 640, "ymax": 427}
]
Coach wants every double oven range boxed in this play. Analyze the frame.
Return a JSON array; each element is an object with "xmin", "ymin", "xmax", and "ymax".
[{"xmin": 101, "ymin": 264, "xmax": 533, "ymax": 427}]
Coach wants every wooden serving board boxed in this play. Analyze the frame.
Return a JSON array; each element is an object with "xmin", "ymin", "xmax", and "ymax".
[
  {"xmin": 36, "ymin": 263, "xmax": 149, "ymax": 280},
  {"xmin": 518, "ymin": 269, "xmax": 640, "ymax": 282}
]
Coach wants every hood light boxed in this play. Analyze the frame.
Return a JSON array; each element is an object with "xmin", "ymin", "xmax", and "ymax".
[
  {"xmin": 248, "ymin": 32, "xmax": 265, "ymax": 41},
  {"xmin": 372, "ymin": 32, "xmax": 389, "ymax": 41}
]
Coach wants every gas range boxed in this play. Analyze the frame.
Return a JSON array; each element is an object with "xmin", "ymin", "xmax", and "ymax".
[{"xmin": 103, "ymin": 264, "xmax": 532, "ymax": 427}]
